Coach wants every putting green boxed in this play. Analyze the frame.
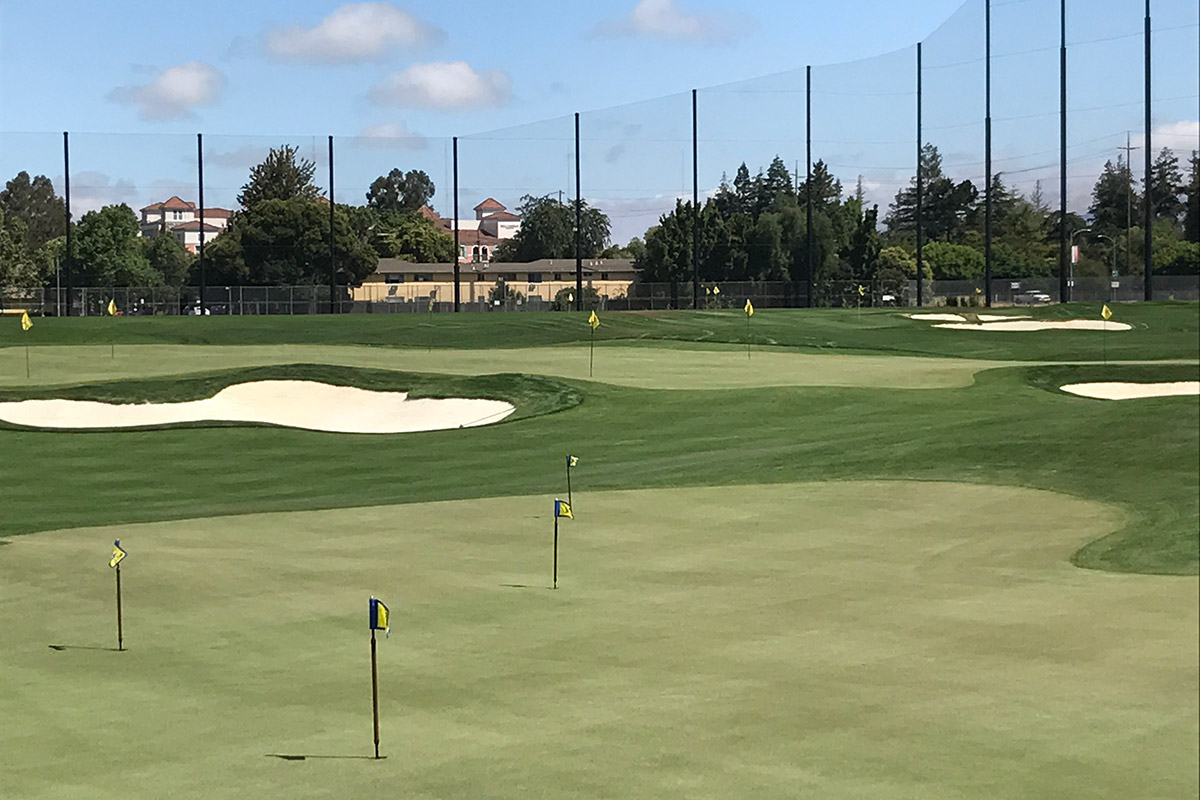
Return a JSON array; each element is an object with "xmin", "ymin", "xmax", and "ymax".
[
  {"xmin": 0, "ymin": 343, "xmax": 1024, "ymax": 390},
  {"xmin": 2, "ymin": 482, "xmax": 1195, "ymax": 799}
]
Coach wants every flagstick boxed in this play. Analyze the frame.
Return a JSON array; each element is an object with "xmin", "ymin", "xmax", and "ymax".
[
  {"xmin": 553, "ymin": 515, "xmax": 559, "ymax": 590},
  {"xmin": 588, "ymin": 324, "xmax": 595, "ymax": 377},
  {"xmin": 115, "ymin": 562, "xmax": 124, "ymax": 652},
  {"xmin": 25, "ymin": 344, "xmax": 30, "ymax": 379},
  {"xmin": 746, "ymin": 313, "xmax": 751, "ymax": 360},
  {"xmin": 370, "ymin": 627, "xmax": 381, "ymax": 759},
  {"xmin": 566, "ymin": 461, "xmax": 573, "ymax": 508}
]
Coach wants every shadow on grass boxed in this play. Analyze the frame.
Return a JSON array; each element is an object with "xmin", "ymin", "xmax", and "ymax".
[
  {"xmin": 500, "ymin": 583, "xmax": 555, "ymax": 591},
  {"xmin": 267, "ymin": 754, "xmax": 385, "ymax": 761},
  {"xmin": 49, "ymin": 644, "xmax": 122, "ymax": 652}
]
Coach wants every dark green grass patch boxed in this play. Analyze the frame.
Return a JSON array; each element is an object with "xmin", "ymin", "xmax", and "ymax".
[
  {"xmin": 0, "ymin": 363, "xmax": 1195, "ymax": 575},
  {"xmin": 5, "ymin": 301, "xmax": 1197, "ymax": 362}
]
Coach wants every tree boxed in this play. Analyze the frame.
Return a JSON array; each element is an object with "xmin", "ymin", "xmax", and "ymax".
[
  {"xmin": 1148, "ymin": 147, "xmax": 1185, "ymax": 225},
  {"xmin": 601, "ymin": 237, "xmax": 644, "ymax": 260},
  {"xmin": 886, "ymin": 145, "xmax": 976, "ymax": 242},
  {"xmin": 494, "ymin": 195, "xmax": 611, "ymax": 262},
  {"xmin": 1088, "ymin": 158, "xmax": 1139, "ymax": 232},
  {"xmin": 74, "ymin": 204, "xmax": 159, "ymax": 285},
  {"xmin": 207, "ymin": 198, "xmax": 376, "ymax": 285},
  {"xmin": 0, "ymin": 171, "xmax": 66, "ymax": 254},
  {"xmin": 0, "ymin": 208, "xmax": 40, "ymax": 287},
  {"xmin": 922, "ymin": 241, "xmax": 985, "ymax": 279},
  {"xmin": 551, "ymin": 285, "xmax": 600, "ymax": 310},
  {"xmin": 366, "ymin": 168, "xmax": 435, "ymax": 212},
  {"xmin": 487, "ymin": 279, "xmax": 524, "ymax": 309},
  {"xmin": 143, "ymin": 234, "xmax": 194, "ymax": 287},
  {"xmin": 797, "ymin": 160, "xmax": 842, "ymax": 210},
  {"xmin": 237, "ymin": 145, "xmax": 319, "ymax": 208},
  {"xmin": 1181, "ymin": 151, "xmax": 1199, "ymax": 243}
]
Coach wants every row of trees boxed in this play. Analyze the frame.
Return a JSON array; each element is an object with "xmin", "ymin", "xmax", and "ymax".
[{"xmin": 1, "ymin": 143, "xmax": 1196, "ymax": 291}]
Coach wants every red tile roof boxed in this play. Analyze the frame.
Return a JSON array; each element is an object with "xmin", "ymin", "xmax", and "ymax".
[
  {"xmin": 482, "ymin": 211, "xmax": 520, "ymax": 221},
  {"xmin": 141, "ymin": 195, "xmax": 196, "ymax": 212},
  {"xmin": 169, "ymin": 221, "xmax": 222, "ymax": 232},
  {"xmin": 473, "ymin": 197, "xmax": 505, "ymax": 212}
]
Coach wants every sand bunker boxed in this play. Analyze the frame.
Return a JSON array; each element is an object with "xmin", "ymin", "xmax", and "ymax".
[
  {"xmin": 1060, "ymin": 381, "xmax": 1200, "ymax": 400},
  {"xmin": 933, "ymin": 319, "xmax": 1131, "ymax": 332},
  {"xmin": 0, "ymin": 380, "xmax": 515, "ymax": 434},
  {"xmin": 908, "ymin": 313, "xmax": 1031, "ymax": 323}
]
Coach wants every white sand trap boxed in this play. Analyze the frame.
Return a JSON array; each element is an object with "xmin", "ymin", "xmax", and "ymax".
[
  {"xmin": 1060, "ymin": 381, "xmax": 1200, "ymax": 400},
  {"xmin": 934, "ymin": 319, "xmax": 1132, "ymax": 332},
  {"xmin": 908, "ymin": 313, "xmax": 1031, "ymax": 323},
  {"xmin": 0, "ymin": 380, "xmax": 515, "ymax": 434}
]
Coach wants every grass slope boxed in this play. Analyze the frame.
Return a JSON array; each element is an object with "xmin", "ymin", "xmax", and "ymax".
[
  {"xmin": 2, "ymin": 484, "xmax": 1195, "ymax": 800},
  {"xmin": 0, "ymin": 358, "xmax": 1195, "ymax": 573},
  {"xmin": 4, "ymin": 302, "xmax": 1198, "ymax": 362}
]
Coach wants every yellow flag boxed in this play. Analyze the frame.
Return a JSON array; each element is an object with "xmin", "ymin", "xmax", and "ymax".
[
  {"xmin": 1101, "ymin": 304, "xmax": 1113, "ymax": 320},
  {"xmin": 857, "ymin": 285, "xmax": 865, "ymax": 296},
  {"xmin": 109, "ymin": 540, "xmax": 126, "ymax": 569},
  {"xmin": 555, "ymin": 499, "xmax": 573, "ymax": 519},
  {"xmin": 588, "ymin": 310, "xmax": 599, "ymax": 330},
  {"xmin": 713, "ymin": 286, "xmax": 720, "ymax": 295},
  {"xmin": 744, "ymin": 299, "xmax": 754, "ymax": 317},
  {"xmin": 107, "ymin": 299, "xmax": 116, "ymax": 316},
  {"xmin": 20, "ymin": 311, "xmax": 32, "ymax": 331}
]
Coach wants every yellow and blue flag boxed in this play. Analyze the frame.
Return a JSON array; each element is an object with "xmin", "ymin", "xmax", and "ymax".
[
  {"xmin": 20, "ymin": 311, "xmax": 32, "ymax": 331},
  {"xmin": 369, "ymin": 597, "xmax": 390, "ymax": 636},
  {"xmin": 566, "ymin": 454, "xmax": 579, "ymax": 468},
  {"xmin": 554, "ymin": 499, "xmax": 573, "ymax": 519},
  {"xmin": 744, "ymin": 299, "xmax": 754, "ymax": 317},
  {"xmin": 109, "ymin": 539, "xmax": 126, "ymax": 569},
  {"xmin": 588, "ymin": 310, "xmax": 600, "ymax": 330}
]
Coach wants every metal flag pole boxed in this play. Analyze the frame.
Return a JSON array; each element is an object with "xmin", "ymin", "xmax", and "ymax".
[
  {"xmin": 566, "ymin": 457, "xmax": 573, "ymax": 508},
  {"xmin": 553, "ymin": 514, "xmax": 559, "ymax": 590},
  {"xmin": 370, "ymin": 626, "xmax": 380, "ymax": 759},
  {"xmin": 115, "ymin": 561, "xmax": 123, "ymax": 651}
]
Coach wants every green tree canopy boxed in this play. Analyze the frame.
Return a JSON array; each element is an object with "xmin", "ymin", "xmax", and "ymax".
[
  {"xmin": 1148, "ymin": 147, "xmax": 1185, "ymax": 226},
  {"xmin": 0, "ymin": 171, "xmax": 66, "ymax": 254},
  {"xmin": 366, "ymin": 169, "xmax": 435, "ymax": 213},
  {"xmin": 493, "ymin": 195, "xmax": 610, "ymax": 262},
  {"xmin": 1088, "ymin": 158, "xmax": 1139, "ymax": 232},
  {"xmin": 922, "ymin": 241, "xmax": 985, "ymax": 280},
  {"xmin": 237, "ymin": 145, "xmax": 319, "ymax": 208},
  {"xmin": 74, "ymin": 204, "xmax": 159, "ymax": 285},
  {"xmin": 143, "ymin": 234, "xmax": 194, "ymax": 287}
]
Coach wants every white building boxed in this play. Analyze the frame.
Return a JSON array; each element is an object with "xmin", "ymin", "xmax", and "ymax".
[
  {"xmin": 424, "ymin": 198, "xmax": 522, "ymax": 264},
  {"xmin": 139, "ymin": 196, "xmax": 232, "ymax": 253}
]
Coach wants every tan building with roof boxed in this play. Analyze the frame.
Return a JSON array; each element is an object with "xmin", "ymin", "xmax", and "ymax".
[
  {"xmin": 138, "ymin": 196, "xmax": 233, "ymax": 253},
  {"xmin": 353, "ymin": 258, "xmax": 637, "ymax": 307},
  {"xmin": 421, "ymin": 198, "xmax": 523, "ymax": 264}
]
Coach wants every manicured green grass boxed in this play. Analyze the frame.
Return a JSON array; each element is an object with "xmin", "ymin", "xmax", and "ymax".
[
  {"xmin": 4, "ymin": 302, "xmax": 1198, "ymax": 362},
  {"xmin": 2, "ymin": 484, "xmax": 1196, "ymax": 800}
]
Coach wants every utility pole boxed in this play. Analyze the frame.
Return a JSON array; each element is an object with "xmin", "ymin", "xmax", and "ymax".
[{"xmin": 1119, "ymin": 132, "xmax": 1140, "ymax": 277}]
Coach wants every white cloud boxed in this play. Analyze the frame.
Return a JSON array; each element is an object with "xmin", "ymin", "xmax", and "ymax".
[
  {"xmin": 108, "ymin": 62, "xmax": 226, "ymax": 121},
  {"xmin": 1140, "ymin": 120, "xmax": 1200, "ymax": 153},
  {"xmin": 265, "ymin": 2, "xmax": 443, "ymax": 64},
  {"xmin": 63, "ymin": 172, "xmax": 139, "ymax": 216},
  {"xmin": 369, "ymin": 61, "xmax": 512, "ymax": 109},
  {"xmin": 204, "ymin": 145, "xmax": 273, "ymax": 170},
  {"xmin": 594, "ymin": 0, "xmax": 745, "ymax": 42},
  {"xmin": 353, "ymin": 121, "xmax": 429, "ymax": 149}
]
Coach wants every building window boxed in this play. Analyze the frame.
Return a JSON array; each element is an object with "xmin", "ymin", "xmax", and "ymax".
[
  {"xmin": 500, "ymin": 273, "xmax": 517, "ymax": 281},
  {"xmin": 600, "ymin": 272, "xmax": 609, "ymax": 280},
  {"xmin": 472, "ymin": 246, "xmax": 480, "ymax": 259},
  {"xmin": 173, "ymin": 210, "xmax": 183, "ymax": 220},
  {"xmin": 527, "ymin": 272, "xmax": 543, "ymax": 283},
  {"xmin": 414, "ymin": 273, "xmax": 433, "ymax": 282},
  {"xmin": 481, "ymin": 246, "xmax": 489, "ymax": 259},
  {"xmin": 553, "ymin": 273, "xmax": 562, "ymax": 281},
  {"xmin": 384, "ymin": 274, "xmax": 403, "ymax": 284}
]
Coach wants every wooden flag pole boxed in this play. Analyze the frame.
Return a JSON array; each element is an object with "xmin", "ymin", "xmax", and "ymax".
[
  {"xmin": 553, "ymin": 515, "xmax": 559, "ymax": 590},
  {"xmin": 370, "ymin": 627, "xmax": 380, "ymax": 759},
  {"xmin": 115, "ymin": 562, "xmax": 124, "ymax": 652}
]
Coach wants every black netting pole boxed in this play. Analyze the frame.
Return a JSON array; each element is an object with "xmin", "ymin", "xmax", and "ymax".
[
  {"xmin": 916, "ymin": 43, "xmax": 924, "ymax": 308},
  {"xmin": 692, "ymin": 88, "xmax": 699, "ymax": 310},
  {"xmin": 1143, "ymin": 0, "xmax": 1153, "ymax": 300},
  {"xmin": 575, "ymin": 112, "xmax": 582, "ymax": 312},
  {"xmin": 198, "ymin": 133, "xmax": 206, "ymax": 316},
  {"xmin": 985, "ymin": 0, "xmax": 993, "ymax": 307},
  {"xmin": 328, "ymin": 135, "xmax": 336, "ymax": 313},
  {"xmin": 63, "ymin": 131, "xmax": 71, "ymax": 316},
  {"xmin": 1060, "ymin": 0, "xmax": 1069, "ymax": 303},
  {"xmin": 805, "ymin": 65, "xmax": 813, "ymax": 308},
  {"xmin": 451, "ymin": 136, "xmax": 456, "ymax": 311}
]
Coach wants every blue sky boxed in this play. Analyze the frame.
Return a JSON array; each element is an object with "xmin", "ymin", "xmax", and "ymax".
[{"xmin": 1, "ymin": 0, "xmax": 1196, "ymax": 243}]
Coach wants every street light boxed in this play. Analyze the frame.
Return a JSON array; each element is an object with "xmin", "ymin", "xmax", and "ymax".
[
  {"xmin": 1091, "ymin": 233, "xmax": 1117, "ymax": 301},
  {"xmin": 1070, "ymin": 228, "xmax": 1117, "ymax": 302}
]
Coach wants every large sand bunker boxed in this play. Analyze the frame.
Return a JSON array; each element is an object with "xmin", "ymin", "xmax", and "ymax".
[
  {"xmin": 1060, "ymin": 381, "xmax": 1200, "ymax": 400},
  {"xmin": 933, "ymin": 319, "xmax": 1131, "ymax": 332},
  {"xmin": 0, "ymin": 380, "xmax": 515, "ymax": 433},
  {"xmin": 908, "ymin": 313, "xmax": 1031, "ymax": 323}
]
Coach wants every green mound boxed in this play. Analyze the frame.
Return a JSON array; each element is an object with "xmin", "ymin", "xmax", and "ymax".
[{"xmin": 2, "ymin": 483, "xmax": 1195, "ymax": 799}]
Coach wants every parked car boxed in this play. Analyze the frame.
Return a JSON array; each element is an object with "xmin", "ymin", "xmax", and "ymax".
[{"xmin": 1013, "ymin": 290, "xmax": 1052, "ymax": 305}]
